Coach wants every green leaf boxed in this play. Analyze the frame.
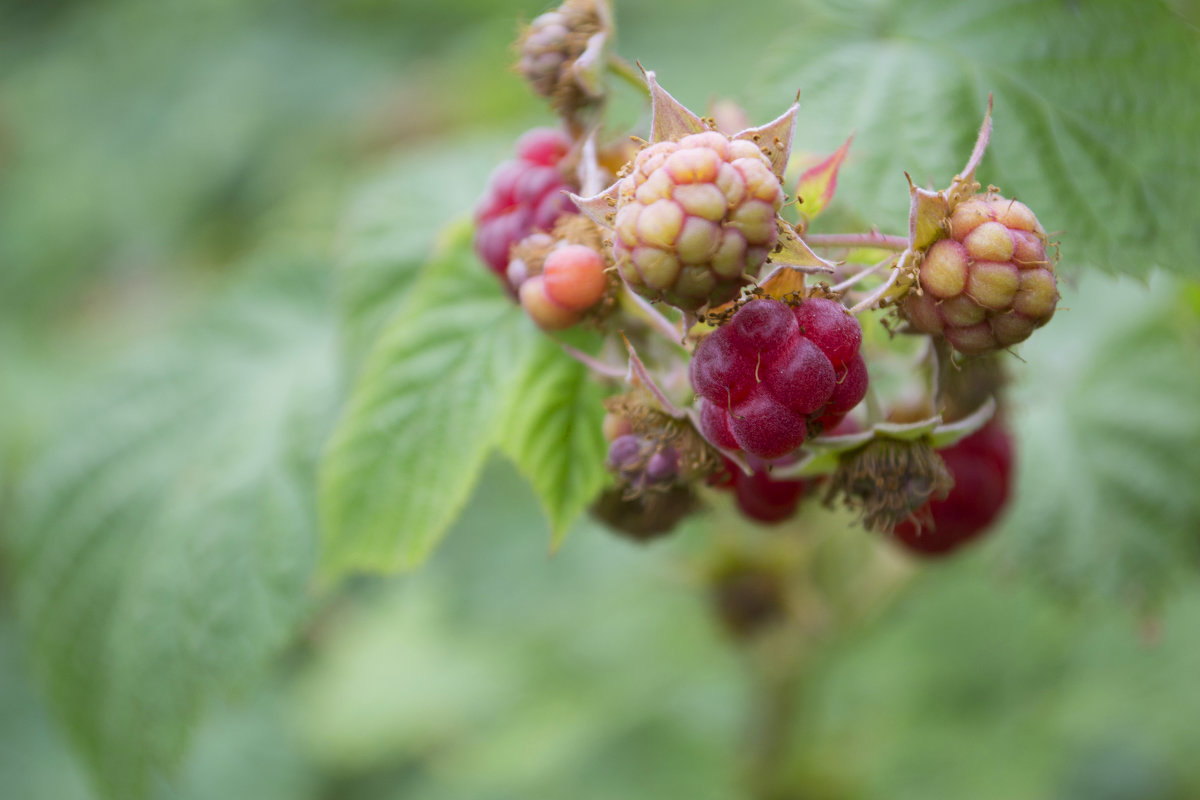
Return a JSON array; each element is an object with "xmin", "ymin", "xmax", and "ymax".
[
  {"xmin": 500, "ymin": 333, "xmax": 611, "ymax": 548},
  {"xmin": 3, "ymin": 265, "xmax": 337, "ymax": 800},
  {"xmin": 756, "ymin": 0, "xmax": 1200, "ymax": 279},
  {"xmin": 320, "ymin": 224, "xmax": 537, "ymax": 575},
  {"xmin": 994, "ymin": 273, "xmax": 1200, "ymax": 603}
]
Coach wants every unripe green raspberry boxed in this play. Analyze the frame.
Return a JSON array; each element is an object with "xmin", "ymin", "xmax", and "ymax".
[
  {"xmin": 611, "ymin": 131, "xmax": 784, "ymax": 311},
  {"xmin": 903, "ymin": 193, "xmax": 1058, "ymax": 355}
]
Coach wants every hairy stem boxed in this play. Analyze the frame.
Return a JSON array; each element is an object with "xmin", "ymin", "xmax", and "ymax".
[
  {"xmin": 807, "ymin": 232, "xmax": 908, "ymax": 251},
  {"xmin": 607, "ymin": 54, "xmax": 650, "ymax": 96},
  {"xmin": 831, "ymin": 255, "xmax": 895, "ymax": 292},
  {"xmin": 848, "ymin": 265, "xmax": 901, "ymax": 314}
]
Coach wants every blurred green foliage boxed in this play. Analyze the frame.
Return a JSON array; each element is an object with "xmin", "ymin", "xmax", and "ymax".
[{"xmin": 1, "ymin": 0, "xmax": 1199, "ymax": 798}]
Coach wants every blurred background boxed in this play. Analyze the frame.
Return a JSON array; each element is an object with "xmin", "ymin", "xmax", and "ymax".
[{"xmin": 2, "ymin": 0, "xmax": 1199, "ymax": 798}]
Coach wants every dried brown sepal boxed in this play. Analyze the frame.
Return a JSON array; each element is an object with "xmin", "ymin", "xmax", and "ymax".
[
  {"xmin": 696, "ymin": 282, "xmax": 843, "ymax": 329},
  {"xmin": 590, "ymin": 484, "xmax": 698, "ymax": 542},
  {"xmin": 709, "ymin": 561, "xmax": 788, "ymax": 640},
  {"xmin": 824, "ymin": 437, "xmax": 954, "ymax": 533}
]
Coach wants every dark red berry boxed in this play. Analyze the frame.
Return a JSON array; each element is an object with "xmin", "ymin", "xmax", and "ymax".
[
  {"xmin": 728, "ymin": 393, "xmax": 807, "ymax": 460},
  {"xmin": 474, "ymin": 128, "xmax": 576, "ymax": 279},
  {"xmin": 691, "ymin": 298, "xmax": 868, "ymax": 460},
  {"xmin": 816, "ymin": 353, "xmax": 869, "ymax": 430},
  {"xmin": 720, "ymin": 455, "xmax": 808, "ymax": 524},
  {"xmin": 891, "ymin": 420, "xmax": 1014, "ymax": 557},
  {"xmin": 793, "ymin": 297, "xmax": 862, "ymax": 365}
]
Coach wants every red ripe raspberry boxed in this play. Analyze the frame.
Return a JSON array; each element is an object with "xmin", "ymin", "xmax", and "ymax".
[
  {"xmin": 902, "ymin": 195, "xmax": 1058, "ymax": 355},
  {"xmin": 611, "ymin": 131, "xmax": 785, "ymax": 310},
  {"xmin": 892, "ymin": 420, "xmax": 1014, "ymax": 557},
  {"xmin": 474, "ymin": 128, "xmax": 577, "ymax": 279},
  {"xmin": 711, "ymin": 455, "xmax": 808, "ymax": 525},
  {"xmin": 691, "ymin": 297, "xmax": 867, "ymax": 459}
]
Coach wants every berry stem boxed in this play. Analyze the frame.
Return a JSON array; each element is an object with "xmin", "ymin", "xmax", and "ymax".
[
  {"xmin": 621, "ymin": 333, "xmax": 687, "ymax": 418},
  {"xmin": 559, "ymin": 342, "xmax": 626, "ymax": 379},
  {"xmin": 607, "ymin": 54, "xmax": 650, "ymax": 97},
  {"xmin": 746, "ymin": 653, "xmax": 802, "ymax": 800},
  {"xmin": 830, "ymin": 254, "xmax": 895, "ymax": 292},
  {"xmin": 864, "ymin": 379, "xmax": 885, "ymax": 425},
  {"xmin": 848, "ymin": 264, "xmax": 902, "ymax": 314},
  {"xmin": 807, "ymin": 232, "xmax": 908, "ymax": 251},
  {"xmin": 623, "ymin": 285, "xmax": 686, "ymax": 345},
  {"xmin": 928, "ymin": 335, "xmax": 954, "ymax": 412}
]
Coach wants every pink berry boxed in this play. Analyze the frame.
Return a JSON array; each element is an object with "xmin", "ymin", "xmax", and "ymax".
[
  {"xmin": 611, "ymin": 132, "xmax": 785, "ymax": 310},
  {"xmin": 542, "ymin": 244, "xmax": 607, "ymax": 312},
  {"xmin": 904, "ymin": 193, "xmax": 1058, "ymax": 355},
  {"xmin": 519, "ymin": 275, "xmax": 579, "ymax": 331},
  {"xmin": 474, "ymin": 128, "xmax": 576, "ymax": 279}
]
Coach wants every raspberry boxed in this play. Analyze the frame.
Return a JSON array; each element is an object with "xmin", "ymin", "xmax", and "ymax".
[
  {"xmin": 474, "ymin": 128, "xmax": 577, "ymax": 279},
  {"xmin": 611, "ymin": 131, "xmax": 785, "ymax": 310},
  {"xmin": 902, "ymin": 194, "xmax": 1058, "ymax": 355},
  {"xmin": 891, "ymin": 420, "xmax": 1014, "ymax": 557},
  {"xmin": 606, "ymin": 432, "xmax": 681, "ymax": 491},
  {"xmin": 517, "ymin": 243, "xmax": 608, "ymax": 330},
  {"xmin": 691, "ymin": 297, "xmax": 867, "ymax": 459},
  {"xmin": 712, "ymin": 455, "xmax": 808, "ymax": 524},
  {"xmin": 519, "ymin": 275, "xmax": 579, "ymax": 330},
  {"xmin": 542, "ymin": 244, "xmax": 608, "ymax": 311},
  {"xmin": 515, "ymin": 0, "xmax": 608, "ymax": 118}
]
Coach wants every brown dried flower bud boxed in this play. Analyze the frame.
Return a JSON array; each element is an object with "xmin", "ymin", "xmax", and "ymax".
[{"xmin": 824, "ymin": 437, "xmax": 954, "ymax": 533}]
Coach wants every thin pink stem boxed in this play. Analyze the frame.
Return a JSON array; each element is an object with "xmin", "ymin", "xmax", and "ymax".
[
  {"xmin": 806, "ymin": 232, "xmax": 908, "ymax": 251},
  {"xmin": 621, "ymin": 333, "xmax": 686, "ymax": 418},
  {"xmin": 849, "ymin": 266, "xmax": 902, "ymax": 315},
  {"xmin": 830, "ymin": 255, "xmax": 895, "ymax": 292},
  {"xmin": 624, "ymin": 286, "xmax": 685, "ymax": 345},
  {"xmin": 560, "ymin": 343, "xmax": 626, "ymax": 379}
]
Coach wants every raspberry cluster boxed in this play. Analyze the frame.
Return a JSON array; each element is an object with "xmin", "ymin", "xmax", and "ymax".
[
  {"xmin": 611, "ymin": 132, "xmax": 784, "ymax": 311},
  {"xmin": 474, "ymin": 128, "xmax": 577, "ymax": 279},
  {"xmin": 902, "ymin": 195, "xmax": 1058, "ymax": 355},
  {"xmin": 692, "ymin": 298, "xmax": 868, "ymax": 459},
  {"xmin": 471, "ymin": 3, "xmax": 1046, "ymax": 563},
  {"xmin": 892, "ymin": 420, "xmax": 1014, "ymax": 557}
]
